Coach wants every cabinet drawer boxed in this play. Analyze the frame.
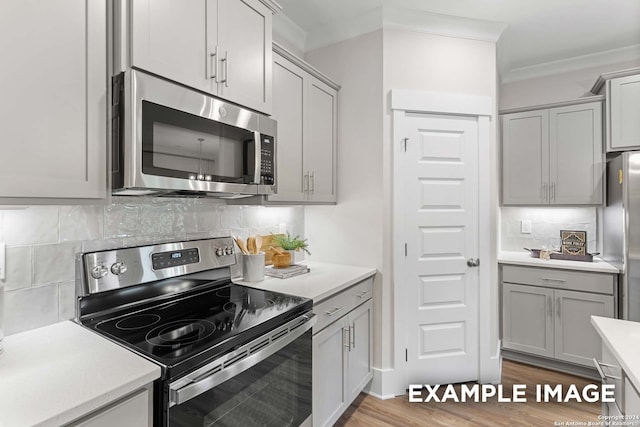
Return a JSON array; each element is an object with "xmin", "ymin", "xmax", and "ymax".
[
  {"xmin": 502, "ymin": 265, "xmax": 614, "ymax": 295},
  {"xmin": 313, "ymin": 277, "xmax": 373, "ymax": 333}
]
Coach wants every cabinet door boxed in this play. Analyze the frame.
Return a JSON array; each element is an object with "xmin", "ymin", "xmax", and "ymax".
[
  {"xmin": 131, "ymin": 0, "xmax": 209, "ymax": 93},
  {"xmin": 267, "ymin": 53, "xmax": 306, "ymax": 202},
  {"xmin": 502, "ymin": 110, "xmax": 549, "ymax": 205},
  {"xmin": 347, "ymin": 300, "xmax": 373, "ymax": 404},
  {"xmin": 217, "ymin": 0, "xmax": 272, "ymax": 114},
  {"xmin": 0, "ymin": 0, "xmax": 106, "ymax": 200},
  {"xmin": 625, "ymin": 377, "xmax": 640, "ymax": 425},
  {"xmin": 609, "ymin": 74, "xmax": 640, "ymax": 151},
  {"xmin": 68, "ymin": 387, "xmax": 151, "ymax": 427},
  {"xmin": 554, "ymin": 289, "xmax": 613, "ymax": 366},
  {"xmin": 312, "ymin": 319, "xmax": 348, "ymax": 427},
  {"xmin": 549, "ymin": 102, "xmax": 603, "ymax": 205},
  {"xmin": 502, "ymin": 283, "xmax": 554, "ymax": 357},
  {"xmin": 305, "ymin": 78, "xmax": 337, "ymax": 203}
]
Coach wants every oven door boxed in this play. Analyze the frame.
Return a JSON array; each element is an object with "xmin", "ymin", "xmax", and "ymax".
[{"xmin": 167, "ymin": 313, "xmax": 315, "ymax": 427}]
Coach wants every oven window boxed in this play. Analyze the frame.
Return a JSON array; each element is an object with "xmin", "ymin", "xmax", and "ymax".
[
  {"xmin": 169, "ymin": 330, "xmax": 312, "ymax": 427},
  {"xmin": 141, "ymin": 101, "xmax": 255, "ymax": 183}
]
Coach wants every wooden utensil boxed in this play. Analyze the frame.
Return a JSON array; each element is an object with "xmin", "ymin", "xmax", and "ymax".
[
  {"xmin": 246, "ymin": 236, "xmax": 256, "ymax": 254},
  {"xmin": 234, "ymin": 237, "xmax": 249, "ymax": 255},
  {"xmin": 254, "ymin": 235, "xmax": 262, "ymax": 253}
]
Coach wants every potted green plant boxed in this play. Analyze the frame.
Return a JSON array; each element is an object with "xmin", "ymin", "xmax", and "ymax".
[{"xmin": 272, "ymin": 232, "xmax": 310, "ymax": 263}]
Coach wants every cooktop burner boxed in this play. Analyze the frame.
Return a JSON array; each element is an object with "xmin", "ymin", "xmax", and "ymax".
[{"xmin": 89, "ymin": 282, "xmax": 311, "ymax": 377}]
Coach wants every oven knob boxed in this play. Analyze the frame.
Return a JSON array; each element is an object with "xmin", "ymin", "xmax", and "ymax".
[
  {"xmin": 90, "ymin": 265, "xmax": 108, "ymax": 279},
  {"xmin": 216, "ymin": 248, "xmax": 224, "ymax": 257},
  {"xmin": 110, "ymin": 262, "xmax": 128, "ymax": 275},
  {"xmin": 225, "ymin": 246, "xmax": 233, "ymax": 255},
  {"xmin": 197, "ymin": 174, "xmax": 205, "ymax": 181}
]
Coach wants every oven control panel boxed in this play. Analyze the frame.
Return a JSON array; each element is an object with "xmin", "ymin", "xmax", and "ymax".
[
  {"xmin": 81, "ymin": 237, "xmax": 237, "ymax": 295},
  {"xmin": 152, "ymin": 248, "xmax": 200, "ymax": 270}
]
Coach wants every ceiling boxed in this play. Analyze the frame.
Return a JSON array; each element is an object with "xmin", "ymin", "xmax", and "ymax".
[{"xmin": 276, "ymin": 0, "xmax": 640, "ymax": 81}]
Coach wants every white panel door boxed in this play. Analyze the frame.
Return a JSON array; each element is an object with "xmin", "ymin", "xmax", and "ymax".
[
  {"xmin": 549, "ymin": 102, "xmax": 603, "ymax": 205},
  {"xmin": 400, "ymin": 114, "xmax": 479, "ymax": 384},
  {"xmin": 268, "ymin": 53, "xmax": 306, "ymax": 202},
  {"xmin": 217, "ymin": 0, "xmax": 272, "ymax": 114},
  {"xmin": 131, "ymin": 0, "xmax": 209, "ymax": 93},
  {"xmin": 502, "ymin": 110, "xmax": 549, "ymax": 205}
]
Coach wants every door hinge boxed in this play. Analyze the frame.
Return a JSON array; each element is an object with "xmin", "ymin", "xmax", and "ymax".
[
  {"xmin": 404, "ymin": 243, "xmax": 407, "ymax": 257},
  {"xmin": 405, "ymin": 348, "xmax": 408, "ymax": 362}
]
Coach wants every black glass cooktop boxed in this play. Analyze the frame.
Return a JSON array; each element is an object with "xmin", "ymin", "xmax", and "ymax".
[{"xmin": 88, "ymin": 282, "xmax": 312, "ymax": 379}]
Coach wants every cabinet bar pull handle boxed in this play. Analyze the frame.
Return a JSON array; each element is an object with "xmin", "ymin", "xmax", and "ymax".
[
  {"xmin": 220, "ymin": 51, "xmax": 229, "ymax": 87},
  {"xmin": 303, "ymin": 173, "xmax": 309, "ymax": 193},
  {"xmin": 593, "ymin": 358, "xmax": 621, "ymax": 380},
  {"xmin": 543, "ymin": 278, "xmax": 566, "ymax": 283},
  {"xmin": 325, "ymin": 306, "xmax": 344, "ymax": 317},
  {"xmin": 356, "ymin": 291, "xmax": 368, "ymax": 298},
  {"xmin": 542, "ymin": 182, "xmax": 547, "ymax": 202},
  {"xmin": 556, "ymin": 297, "xmax": 561, "ymax": 318},
  {"xmin": 209, "ymin": 46, "xmax": 218, "ymax": 81},
  {"xmin": 310, "ymin": 171, "xmax": 315, "ymax": 194},
  {"xmin": 547, "ymin": 296, "xmax": 552, "ymax": 318},
  {"xmin": 552, "ymin": 182, "xmax": 556, "ymax": 202},
  {"xmin": 350, "ymin": 324, "xmax": 355, "ymax": 350},
  {"xmin": 343, "ymin": 328, "xmax": 350, "ymax": 349}
]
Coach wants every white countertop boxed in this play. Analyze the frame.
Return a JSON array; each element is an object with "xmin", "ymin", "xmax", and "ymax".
[
  {"xmin": 234, "ymin": 261, "xmax": 377, "ymax": 302},
  {"xmin": 499, "ymin": 251, "xmax": 619, "ymax": 274},
  {"xmin": 0, "ymin": 321, "xmax": 160, "ymax": 427},
  {"xmin": 592, "ymin": 316, "xmax": 640, "ymax": 391}
]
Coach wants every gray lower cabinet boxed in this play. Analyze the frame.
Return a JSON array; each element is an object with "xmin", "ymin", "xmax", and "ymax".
[
  {"xmin": 312, "ymin": 278, "xmax": 373, "ymax": 427},
  {"xmin": 501, "ymin": 265, "xmax": 615, "ymax": 368},
  {"xmin": 66, "ymin": 386, "xmax": 153, "ymax": 427}
]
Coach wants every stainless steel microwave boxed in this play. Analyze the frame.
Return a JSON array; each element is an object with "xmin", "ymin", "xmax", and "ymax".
[{"xmin": 112, "ymin": 70, "xmax": 276, "ymax": 197}]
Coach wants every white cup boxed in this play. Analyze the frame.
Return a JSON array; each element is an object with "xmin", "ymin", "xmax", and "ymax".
[{"xmin": 243, "ymin": 253, "xmax": 265, "ymax": 282}]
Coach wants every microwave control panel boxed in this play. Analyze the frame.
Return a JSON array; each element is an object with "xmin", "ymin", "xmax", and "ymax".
[{"xmin": 260, "ymin": 135, "xmax": 275, "ymax": 185}]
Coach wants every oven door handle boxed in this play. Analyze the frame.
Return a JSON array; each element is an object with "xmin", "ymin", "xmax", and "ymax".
[{"xmin": 169, "ymin": 312, "xmax": 316, "ymax": 407}]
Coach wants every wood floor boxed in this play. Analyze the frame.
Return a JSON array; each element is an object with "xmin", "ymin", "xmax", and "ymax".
[{"xmin": 336, "ymin": 360, "xmax": 601, "ymax": 426}]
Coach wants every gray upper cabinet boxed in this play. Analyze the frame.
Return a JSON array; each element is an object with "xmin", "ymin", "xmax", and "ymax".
[
  {"xmin": 268, "ymin": 44, "xmax": 339, "ymax": 204},
  {"xmin": 501, "ymin": 100, "xmax": 603, "ymax": 206},
  {"xmin": 131, "ymin": 0, "xmax": 274, "ymax": 114},
  {"xmin": 607, "ymin": 74, "xmax": 640, "ymax": 151},
  {"xmin": 0, "ymin": 0, "xmax": 107, "ymax": 201}
]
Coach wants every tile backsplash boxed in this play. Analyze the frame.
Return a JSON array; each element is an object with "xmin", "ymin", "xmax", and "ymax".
[
  {"xmin": 500, "ymin": 207, "xmax": 598, "ymax": 253},
  {"xmin": 0, "ymin": 198, "xmax": 303, "ymax": 335}
]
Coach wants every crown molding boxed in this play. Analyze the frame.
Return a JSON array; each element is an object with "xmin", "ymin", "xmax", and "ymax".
[
  {"xmin": 501, "ymin": 44, "xmax": 640, "ymax": 84},
  {"xmin": 499, "ymin": 94, "xmax": 604, "ymax": 115},
  {"xmin": 273, "ymin": 42, "xmax": 341, "ymax": 90},
  {"xmin": 273, "ymin": 11, "xmax": 307, "ymax": 56},
  {"xmin": 259, "ymin": 0, "xmax": 282, "ymax": 15},
  {"xmin": 591, "ymin": 66, "xmax": 640, "ymax": 94},
  {"xmin": 298, "ymin": 7, "xmax": 505, "ymax": 53}
]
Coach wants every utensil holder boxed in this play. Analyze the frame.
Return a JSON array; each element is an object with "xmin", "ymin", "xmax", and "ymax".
[{"xmin": 243, "ymin": 253, "xmax": 265, "ymax": 282}]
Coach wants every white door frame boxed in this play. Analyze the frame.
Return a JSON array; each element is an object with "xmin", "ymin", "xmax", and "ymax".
[{"xmin": 391, "ymin": 89, "xmax": 498, "ymax": 395}]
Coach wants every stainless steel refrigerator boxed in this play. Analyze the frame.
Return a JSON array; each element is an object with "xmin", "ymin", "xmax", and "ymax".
[{"xmin": 604, "ymin": 151, "xmax": 640, "ymax": 320}]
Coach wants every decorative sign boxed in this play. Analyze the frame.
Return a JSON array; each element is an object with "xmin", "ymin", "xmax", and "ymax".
[{"xmin": 560, "ymin": 230, "xmax": 587, "ymax": 256}]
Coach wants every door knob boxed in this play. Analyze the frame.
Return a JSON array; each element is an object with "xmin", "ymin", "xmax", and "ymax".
[{"xmin": 467, "ymin": 258, "xmax": 480, "ymax": 267}]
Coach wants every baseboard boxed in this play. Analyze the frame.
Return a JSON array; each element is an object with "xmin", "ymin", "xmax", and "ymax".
[
  {"xmin": 364, "ymin": 367, "xmax": 398, "ymax": 400},
  {"xmin": 481, "ymin": 340, "xmax": 503, "ymax": 384},
  {"xmin": 501, "ymin": 349, "xmax": 600, "ymax": 381}
]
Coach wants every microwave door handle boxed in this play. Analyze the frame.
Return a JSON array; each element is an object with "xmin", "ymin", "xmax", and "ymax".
[
  {"xmin": 253, "ymin": 132, "xmax": 261, "ymax": 184},
  {"xmin": 169, "ymin": 314, "xmax": 316, "ymax": 407}
]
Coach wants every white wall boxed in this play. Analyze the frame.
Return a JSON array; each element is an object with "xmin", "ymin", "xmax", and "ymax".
[
  {"xmin": 303, "ymin": 30, "xmax": 385, "ymax": 365},
  {"xmin": 382, "ymin": 28, "xmax": 500, "ymax": 378},
  {"xmin": 305, "ymin": 28, "xmax": 500, "ymax": 393},
  {"xmin": 500, "ymin": 59, "xmax": 640, "ymax": 110},
  {"xmin": 0, "ymin": 199, "xmax": 303, "ymax": 335}
]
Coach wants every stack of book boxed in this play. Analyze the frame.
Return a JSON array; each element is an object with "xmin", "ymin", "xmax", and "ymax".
[{"xmin": 264, "ymin": 264, "xmax": 310, "ymax": 279}]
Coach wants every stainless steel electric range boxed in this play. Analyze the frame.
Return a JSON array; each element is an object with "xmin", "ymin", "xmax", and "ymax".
[{"xmin": 76, "ymin": 237, "xmax": 315, "ymax": 427}]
